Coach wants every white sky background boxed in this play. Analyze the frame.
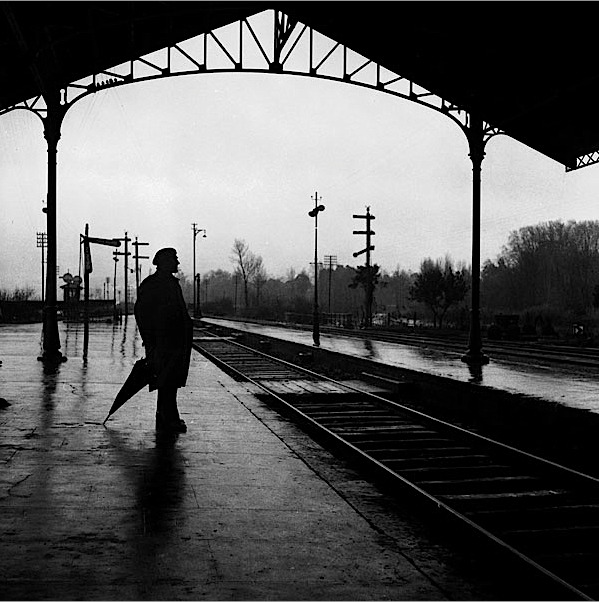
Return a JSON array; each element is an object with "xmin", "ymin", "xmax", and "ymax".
[{"xmin": 2, "ymin": 13, "xmax": 599, "ymax": 297}]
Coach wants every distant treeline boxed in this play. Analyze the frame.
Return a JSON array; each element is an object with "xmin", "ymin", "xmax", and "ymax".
[
  {"xmin": 5, "ymin": 220, "xmax": 599, "ymax": 337},
  {"xmin": 481, "ymin": 220, "xmax": 599, "ymax": 332}
]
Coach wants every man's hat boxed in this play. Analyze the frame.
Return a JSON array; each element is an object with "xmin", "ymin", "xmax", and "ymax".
[{"xmin": 152, "ymin": 247, "xmax": 177, "ymax": 265}]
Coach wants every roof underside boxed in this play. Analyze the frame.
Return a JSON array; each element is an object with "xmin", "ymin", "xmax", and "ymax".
[{"xmin": 2, "ymin": 1, "xmax": 599, "ymax": 170}]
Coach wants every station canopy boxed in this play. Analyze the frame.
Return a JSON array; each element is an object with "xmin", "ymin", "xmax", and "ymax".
[{"xmin": 2, "ymin": 2, "xmax": 599, "ymax": 171}]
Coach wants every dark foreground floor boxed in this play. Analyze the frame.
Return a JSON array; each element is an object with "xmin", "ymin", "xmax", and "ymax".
[{"xmin": 0, "ymin": 319, "xmax": 539, "ymax": 600}]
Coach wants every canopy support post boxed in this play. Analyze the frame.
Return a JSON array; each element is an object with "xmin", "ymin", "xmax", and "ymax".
[
  {"xmin": 462, "ymin": 112, "xmax": 489, "ymax": 366},
  {"xmin": 39, "ymin": 91, "xmax": 67, "ymax": 364}
]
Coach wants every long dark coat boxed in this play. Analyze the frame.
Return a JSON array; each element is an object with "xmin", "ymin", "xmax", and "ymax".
[{"xmin": 134, "ymin": 270, "xmax": 193, "ymax": 390}]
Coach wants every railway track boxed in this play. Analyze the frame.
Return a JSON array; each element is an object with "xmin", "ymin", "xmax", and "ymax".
[
  {"xmin": 205, "ymin": 316, "xmax": 599, "ymax": 367},
  {"xmin": 332, "ymin": 328, "xmax": 599, "ymax": 367},
  {"xmin": 193, "ymin": 329, "xmax": 599, "ymax": 600}
]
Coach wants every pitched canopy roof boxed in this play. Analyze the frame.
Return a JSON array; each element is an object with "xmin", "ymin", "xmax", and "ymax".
[{"xmin": 2, "ymin": 2, "xmax": 598, "ymax": 170}]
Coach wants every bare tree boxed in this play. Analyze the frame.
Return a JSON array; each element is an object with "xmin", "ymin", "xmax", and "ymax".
[
  {"xmin": 230, "ymin": 239, "xmax": 261, "ymax": 308},
  {"xmin": 252, "ymin": 256, "xmax": 267, "ymax": 306}
]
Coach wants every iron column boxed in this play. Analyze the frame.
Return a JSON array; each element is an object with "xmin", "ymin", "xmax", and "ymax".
[
  {"xmin": 462, "ymin": 113, "xmax": 489, "ymax": 365},
  {"xmin": 40, "ymin": 94, "xmax": 67, "ymax": 363}
]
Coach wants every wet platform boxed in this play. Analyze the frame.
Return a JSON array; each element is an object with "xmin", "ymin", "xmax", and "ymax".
[
  {"xmin": 0, "ymin": 319, "xmax": 522, "ymax": 601},
  {"xmin": 203, "ymin": 318, "xmax": 599, "ymax": 415}
]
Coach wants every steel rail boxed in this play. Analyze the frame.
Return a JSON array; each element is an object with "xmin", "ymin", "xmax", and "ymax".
[
  {"xmin": 193, "ymin": 329, "xmax": 597, "ymax": 600},
  {"xmin": 202, "ymin": 316, "xmax": 599, "ymax": 367}
]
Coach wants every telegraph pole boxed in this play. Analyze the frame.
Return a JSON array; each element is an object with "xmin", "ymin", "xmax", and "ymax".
[
  {"xmin": 132, "ymin": 237, "xmax": 149, "ymax": 297},
  {"xmin": 113, "ymin": 232, "xmax": 131, "ymax": 316},
  {"xmin": 353, "ymin": 206, "xmax": 375, "ymax": 327},
  {"xmin": 112, "ymin": 251, "xmax": 119, "ymax": 320},
  {"xmin": 36, "ymin": 232, "xmax": 47, "ymax": 302},
  {"xmin": 192, "ymin": 223, "xmax": 207, "ymax": 317},
  {"xmin": 324, "ymin": 254, "xmax": 337, "ymax": 316},
  {"xmin": 80, "ymin": 225, "xmax": 122, "ymax": 357}
]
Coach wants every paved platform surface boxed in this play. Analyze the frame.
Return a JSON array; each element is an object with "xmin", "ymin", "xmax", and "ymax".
[{"xmin": 0, "ymin": 319, "xmax": 525, "ymax": 600}]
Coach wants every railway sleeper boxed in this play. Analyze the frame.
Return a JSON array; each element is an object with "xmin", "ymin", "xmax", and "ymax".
[
  {"xmin": 465, "ymin": 502, "xmax": 599, "ymax": 530},
  {"xmin": 331, "ymin": 425, "xmax": 445, "ymax": 436},
  {"xmin": 364, "ymin": 441, "xmax": 476, "ymax": 460},
  {"xmin": 398, "ymin": 463, "xmax": 518, "ymax": 481},
  {"xmin": 439, "ymin": 489, "xmax": 574, "ymax": 513},
  {"xmin": 499, "ymin": 524, "xmax": 599, "ymax": 551},
  {"xmin": 303, "ymin": 409, "xmax": 402, "ymax": 419},
  {"xmin": 340, "ymin": 432, "xmax": 455, "ymax": 444},
  {"xmin": 349, "ymin": 440, "xmax": 470, "ymax": 452},
  {"xmin": 412, "ymin": 474, "xmax": 546, "ymax": 495},
  {"xmin": 532, "ymin": 552, "xmax": 599, "ymax": 588},
  {"xmin": 315, "ymin": 417, "xmax": 422, "ymax": 429},
  {"xmin": 374, "ymin": 453, "xmax": 496, "ymax": 467}
]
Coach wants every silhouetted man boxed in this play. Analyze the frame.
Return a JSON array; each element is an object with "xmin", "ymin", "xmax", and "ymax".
[{"xmin": 134, "ymin": 247, "xmax": 192, "ymax": 432}]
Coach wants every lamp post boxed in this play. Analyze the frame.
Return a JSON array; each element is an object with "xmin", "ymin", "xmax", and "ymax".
[
  {"xmin": 192, "ymin": 223, "xmax": 207, "ymax": 317},
  {"xmin": 308, "ymin": 192, "xmax": 325, "ymax": 347}
]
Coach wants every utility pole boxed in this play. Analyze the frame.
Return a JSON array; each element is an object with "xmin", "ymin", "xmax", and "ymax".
[
  {"xmin": 80, "ymin": 225, "xmax": 122, "ymax": 357},
  {"xmin": 195, "ymin": 273, "xmax": 202, "ymax": 318},
  {"xmin": 112, "ymin": 251, "xmax": 119, "ymax": 321},
  {"xmin": 234, "ymin": 272, "xmax": 238, "ymax": 314},
  {"xmin": 353, "ymin": 206, "xmax": 376, "ymax": 327},
  {"xmin": 132, "ymin": 237, "xmax": 149, "ymax": 297},
  {"xmin": 36, "ymin": 232, "xmax": 47, "ymax": 302},
  {"xmin": 324, "ymin": 254, "xmax": 337, "ymax": 317},
  {"xmin": 114, "ymin": 232, "xmax": 131, "ymax": 316},
  {"xmin": 192, "ymin": 223, "xmax": 207, "ymax": 317}
]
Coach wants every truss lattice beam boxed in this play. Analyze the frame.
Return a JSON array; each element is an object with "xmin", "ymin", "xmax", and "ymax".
[
  {"xmin": 568, "ymin": 152, "xmax": 599, "ymax": 172},
  {"xmin": 1, "ymin": 10, "xmax": 496, "ymax": 141}
]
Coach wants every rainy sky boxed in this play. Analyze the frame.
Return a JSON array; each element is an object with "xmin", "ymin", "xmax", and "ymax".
[{"xmin": 2, "ymin": 11, "xmax": 599, "ymax": 297}]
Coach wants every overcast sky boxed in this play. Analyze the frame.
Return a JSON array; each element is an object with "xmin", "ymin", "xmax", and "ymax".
[{"xmin": 2, "ymin": 14, "xmax": 599, "ymax": 298}]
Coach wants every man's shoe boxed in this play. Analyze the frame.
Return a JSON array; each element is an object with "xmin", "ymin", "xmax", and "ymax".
[{"xmin": 156, "ymin": 412, "xmax": 187, "ymax": 433}]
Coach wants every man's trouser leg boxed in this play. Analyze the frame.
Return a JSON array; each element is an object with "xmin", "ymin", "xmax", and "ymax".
[{"xmin": 157, "ymin": 386, "xmax": 180, "ymax": 423}]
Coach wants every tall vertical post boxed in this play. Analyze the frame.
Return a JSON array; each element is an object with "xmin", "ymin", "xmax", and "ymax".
[
  {"xmin": 36, "ymin": 232, "xmax": 47, "ymax": 303},
  {"xmin": 123, "ymin": 232, "xmax": 129, "ymax": 317},
  {"xmin": 365, "ymin": 207, "xmax": 373, "ymax": 327},
  {"xmin": 462, "ymin": 113, "xmax": 489, "ymax": 365},
  {"xmin": 113, "ymin": 236, "xmax": 130, "ymax": 319},
  {"xmin": 234, "ymin": 273, "xmax": 238, "ymax": 314},
  {"xmin": 352, "ymin": 207, "xmax": 376, "ymax": 327},
  {"xmin": 308, "ymin": 192, "xmax": 325, "ymax": 347},
  {"xmin": 135, "ymin": 237, "xmax": 140, "ymax": 293},
  {"xmin": 112, "ymin": 251, "xmax": 119, "ymax": 321},
  {"xmin": 132, "ymin": 237, "xmax": 149, "ymax": 300},
  {"xmin": 196, "ymin": 273, "xmax": 202, "ymax": 318},
  {"xmin": 40, "ymin": 94, "xmax": 66, "ymax": 363},
  {"xmin": 192, "ymin": 224, "xmax": 206, "ymax": 317},
  {"xmin": 324, "ymin": 254, "xmax": 337, "ymax": 318},
  {"xmin": 192, "ymin": 223, "xmax": 197, "ymax": 315},
  {"xmin": 83, "ymin": 223, "xmax": 90, "ymax": 359}
]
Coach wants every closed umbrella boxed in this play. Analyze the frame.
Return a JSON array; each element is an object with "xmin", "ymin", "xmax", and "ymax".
[{"xmin": 103, "ymin": 358, "xmax": 156, "ymax": 424}]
